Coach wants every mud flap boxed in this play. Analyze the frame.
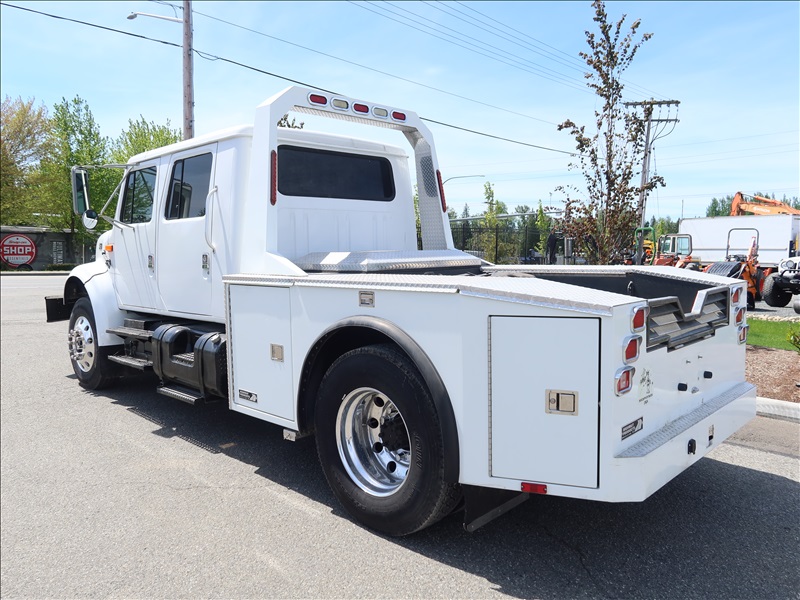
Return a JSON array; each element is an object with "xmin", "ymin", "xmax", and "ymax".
[{"xmin": 462, "ymin": 484, "xmax": 529, "ymax": 532}]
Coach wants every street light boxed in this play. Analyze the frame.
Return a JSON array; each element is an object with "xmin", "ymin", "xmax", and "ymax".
[
  {"xmin": 443, "ymin": 175, "xmax": 485, "ymax": 185},
  {"xmin": 127, "ymin": 1, "xmax": 194, "ymax": 140}
]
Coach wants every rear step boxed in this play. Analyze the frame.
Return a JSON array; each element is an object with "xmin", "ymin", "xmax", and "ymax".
[
  {"xmin": 108, "ymin": 355, "xmax": 153, "ymax": 370},
  {"xmin": 157, "ymin": 384, "xmax": 205, "ymax": 405}
]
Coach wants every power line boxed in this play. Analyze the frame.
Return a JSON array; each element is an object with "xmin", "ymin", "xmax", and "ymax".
[{"xmin": 0, "ymin": 2, "xmax": 576, "ymax": 156}]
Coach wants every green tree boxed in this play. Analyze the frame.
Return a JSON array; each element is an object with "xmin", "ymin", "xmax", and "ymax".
[
  {"xmin": 478, "ymin": 182, "xmax": 515, "ymax": 262},
  {"xmin": 111, "ymin": 116, "xmax": 180, "ymax": 163},
  {"xmin": 37, "ymin": 96, "xmax": 114, "ymax": 234},
  {"xmin": 0, "ymin": 96, "xmax": 51, "ymax": 225},
  {"xmin": 557, "ymin": 0, "xmax": 659, "ymax": 264},
  {"xmin": 706, "ymin": 195, "xmax": 733, "ymax": 217},
  {"xmin": 535, "ymin": 201, "xmax": 553, "ymax": 256}
]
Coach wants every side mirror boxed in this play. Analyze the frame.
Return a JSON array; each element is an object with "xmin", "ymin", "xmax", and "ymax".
[
  {"xmin": 71, "ymin": 167, "xmax": 91, "ymax": 216},
  {"xmin": 82, "ymin": 209, "xmax": 98, "ymax": 230}
]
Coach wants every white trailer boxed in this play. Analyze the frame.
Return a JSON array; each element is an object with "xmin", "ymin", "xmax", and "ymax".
[
  {"xmin": 46, "ymin": 87, "xmax": 755, "ymax": 536},
  {"xmin": 679, "ymin": 214, "xmax": 800, "ymax": 267}
]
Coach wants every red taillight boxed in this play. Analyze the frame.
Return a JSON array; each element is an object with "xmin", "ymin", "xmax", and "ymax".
[
  {"xmin": 353, "ymin": 103, "xmax": 369, "ymax": 114},
  {"xmin": 270, "ymin": 150, "xmax": 277, "ymax": 206},
  {"xmin": 731, "ymin": 286, "xmax": 742, "ymax": 305},
  {"xmin": 615, "ymin": 366, "xmax": 635, "ymax": 395},
  {"xmin": 734, "ymin": 306, "xmax": 745, "ymax": 326},
  {"xmin": 631, "ymin": 306, "xmax": 648, "ymax": 332},
  {"xmin": 521, "ymin": 482, "xmax": 548, "ymax": 494},
  {"xmin": 308, "ymin": 93, "xmax": 327, "ymax": 106},
  {"xmin": 392, "ymin": 111, "xmax": 406, "ymax": 122},
  {"xmin": 738, "ymin": 325, "xmax": 749, "ymax": 344},
  {"xmin": 623, "ymin": 336, "xmax": 641, "ymax": 364},
  {"xmin": 436, "ymin": 169, "xmax": 447, "ymax": 213}
]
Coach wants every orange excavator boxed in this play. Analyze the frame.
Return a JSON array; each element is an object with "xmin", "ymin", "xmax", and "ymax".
[{"xmin": 730, "ymin": 192, "xmax": 800, "ymax": 216}]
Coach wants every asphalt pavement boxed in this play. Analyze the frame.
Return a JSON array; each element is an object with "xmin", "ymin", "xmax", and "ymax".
[{"xmin": 1, "ymin": 274, "xmax": 798, "ymax": 599}]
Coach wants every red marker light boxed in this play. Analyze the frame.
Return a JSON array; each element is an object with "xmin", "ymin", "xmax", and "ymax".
[
  {"xmin": 624, "ymin": 336, "xmax": 641, "ymax": 364},
  {"xmin": 735, "ymin": 306, "xmax": 745, "ymax": 326},
  {"xmin": 270, "ymin": 150, "xmax": 277, "ymax": 206},
  {"xmin": 308, "ymin": 94, "xmax": 327, "ymax": 106},
  {"xmin": 731, "ymin": 287, "xmax": 742, "ymax": 305},
  {"xmin": 738, "ymin": 325, "xmax": 749, "ymax": 344},
  {"xmin": 631, "ymin": 306, "xmax": 648, "ymax": 332},
  {"xmin": 391, "ymin": 111, "xmax": 406, "ymax": 122},
  {"xmin": 353, "ymin": 103, "xmax": 369, "ymax": 114},
  {"xmin": 615, "ymin": 366, "xmax": 635, "ymax": 396},
  {"xmin": 436, "ymin": 170, "xmax": 447, "ymax": 213},
  {"xmin": 521, "ymin": 482, "xmax": 548, "ymax": 495}
]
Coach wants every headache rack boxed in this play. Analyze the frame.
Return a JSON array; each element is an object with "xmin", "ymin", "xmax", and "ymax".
[{"xmin": 646, "ymin": 285, "xmax": 730, "ymax": 351}]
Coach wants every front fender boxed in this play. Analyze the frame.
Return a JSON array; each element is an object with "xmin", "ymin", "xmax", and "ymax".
[{"xmin": 64, "ymin": 261, "xmax": 126, "ymax": 348}]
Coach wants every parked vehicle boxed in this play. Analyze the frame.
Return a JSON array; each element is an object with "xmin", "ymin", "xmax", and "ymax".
[
  {"xmin": 762, "ymin": 255, "xmax": 800, "ymax": 310},
  {"xmin": 45, "ymin": 86, "xmax": 756, "ymax": 535}
]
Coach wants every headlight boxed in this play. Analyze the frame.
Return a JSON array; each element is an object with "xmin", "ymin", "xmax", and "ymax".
[{"xmin": 779, "ymin": 259, "xmax": 796, "ymax": 272}]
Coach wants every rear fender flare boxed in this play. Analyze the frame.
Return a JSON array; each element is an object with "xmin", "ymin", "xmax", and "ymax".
[{"xmin": 300, "ymin": 315, "xmax": 460, "ymax": 484}]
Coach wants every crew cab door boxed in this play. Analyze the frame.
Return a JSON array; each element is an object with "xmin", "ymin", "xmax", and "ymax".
[
  {"xmin": 156, "ymin": 145, "xmax": 217, "ymax": 316},
  {"xmin": 111, "ymin": 162, "xmax": 160, "ymax": 310}
]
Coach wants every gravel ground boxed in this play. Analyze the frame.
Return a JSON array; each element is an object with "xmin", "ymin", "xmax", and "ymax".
[{"xmin": 746, "ymin": 300, "xmax": 800, "ymax": 403}]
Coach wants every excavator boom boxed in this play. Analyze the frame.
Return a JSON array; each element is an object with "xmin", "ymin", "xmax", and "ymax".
[{"xmin": 730, "ymin": 191, "xmax": 800, "ymax": 216}]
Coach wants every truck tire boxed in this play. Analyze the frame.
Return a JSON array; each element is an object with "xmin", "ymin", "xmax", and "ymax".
[
  {"xmin": 315, "ymin": 344, "xmax": 461, "ymax": 536},
  {"xmin": 762, "ymin": 274, "xmax": 792, "ymax": 308},
  {"xmin": 68, "ymin": 297, "xmax": 115, "ymax": 390}
]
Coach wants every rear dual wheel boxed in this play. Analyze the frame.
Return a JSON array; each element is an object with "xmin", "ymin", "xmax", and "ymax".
[{"xmin": 315, "ymin": 344, "xmax": 460, "ymax": 536}]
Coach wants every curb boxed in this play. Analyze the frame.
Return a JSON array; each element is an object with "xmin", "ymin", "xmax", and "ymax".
[{"xmin": 756, "ymin": 396, "xmax": 800, "ymax": 423}]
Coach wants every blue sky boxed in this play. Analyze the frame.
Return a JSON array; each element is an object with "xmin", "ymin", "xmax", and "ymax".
[{"xmin": 1, "ymin": 1, "xmax": 798, "ymax": 220}]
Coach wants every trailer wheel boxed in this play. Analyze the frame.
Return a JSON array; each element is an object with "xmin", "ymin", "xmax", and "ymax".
[
  {"xmin": 315, "ymin": 344, "xmax": 460, "ymax": 536},
  {"xmin": 762, "ymin": 274, "xmax": 792, "ymax": 308},
  {"xmin": 68, "ymin": 298, "xmax": 115, "ymax": 390}
]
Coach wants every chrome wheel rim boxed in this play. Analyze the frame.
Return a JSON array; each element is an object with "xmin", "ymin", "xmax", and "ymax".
[
  {"xmin": 68, "ymin": 316, "xmax": 96, "ymax": 373},
  {"xmin": 336, "ymin": 387, "xmax": 411, "ymax": 497}
]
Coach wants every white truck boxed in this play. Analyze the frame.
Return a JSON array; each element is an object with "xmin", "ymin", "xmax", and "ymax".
[
  {"xmin": 679, "ymin": 214, "xmax": 800, "ymax": 269},
  {"xmin": 46, "ymin": 86, "xmax": 756, "ymax": 536}
]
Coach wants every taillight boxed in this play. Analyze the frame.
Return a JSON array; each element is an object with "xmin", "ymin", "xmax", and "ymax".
[
  {"xmin": 308, "ymin": 93, "xmax": 327, "ymax": 106},
  {"xmin": 372, "ymin": 107, "xmax": 389, "ymax": 118},
  {"xmin": 436, "ymin": 170, "xmax": 447, "ymax": 213},
  {"xmin": 353, "ymin": 103, "xmax": 369, "ymax": 114},
  {"xmin": 734, "ymin": 306, "xmax": 745, "ymax": 326},
  {"xmin": 631, "ymin": 305, "xmax": 648, "ymax": 332},
  {"xmin": 738, "ymin": 325, "xmax": 749, "ymax": 344},
  {"xmin": 731, "ymin": 286, "xmax": 742, "ymax": 305},
  {"xmin": 392, "ymin": 111, "xmax": 406, "ymax": 122},
  {"xmin": 623, "ymin": 336, "xmax": 641, "ymax": 364},
  {"xmin": 331, "ymin": 98, "xmax": 349, "ymax": 110},
  {"xmin": 521, "ymin": 482, "xmax": 547, "ymax": 494},
  {"xmin": 270, "ymin": 150, "xmax": 277, "ymax": 206},
  {"xmin": 615, "ymin": 366, "xmax": 635, "ymax": 395}
]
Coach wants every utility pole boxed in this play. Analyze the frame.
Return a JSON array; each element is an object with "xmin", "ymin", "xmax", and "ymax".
[
  {"xmin": 624, "ymin": 99, "xmax": 680, "ymax": 228},
  {"xmin": 182, "ymin": 0, "xmax": 194, "ymax": 139},
  {"xmin": 127, "ymin": 2, "xmax": 194, "ymax": 139}
]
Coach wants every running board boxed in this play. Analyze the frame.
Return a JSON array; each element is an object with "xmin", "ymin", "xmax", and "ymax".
[
  {"xmin": 156, "ymin": 385, "xmax": 204, "ymax": 405},
  {"xmin": 108, "ymin": 355, "xmax": 153, "ymax": 370}
]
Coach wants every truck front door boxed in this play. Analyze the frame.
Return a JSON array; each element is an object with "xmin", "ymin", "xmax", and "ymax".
[{"xmin": 111, "ymin": 162, "xmax": 160, "ymax": 310}]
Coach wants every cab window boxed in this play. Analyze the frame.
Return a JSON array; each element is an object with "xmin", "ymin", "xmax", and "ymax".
[
  {"xmin": 165, "ymin": 153, "xmax": 213, "ymax": 220},
  {"xmin": 120, "ymin": 167, "xmax": 157, "ymax": 224}
]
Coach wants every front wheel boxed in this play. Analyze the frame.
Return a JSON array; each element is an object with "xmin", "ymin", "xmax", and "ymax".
[
  {"xmin": 315, "ymin": 344, "xmax": 460, "ymax": 536},
  {"xmin": 68, "ymin": 297, "xmax": 115, "ymax": 390},
  {"xmin": 762, "ymin": 274, "xmax": 792, "ymax": 307}
]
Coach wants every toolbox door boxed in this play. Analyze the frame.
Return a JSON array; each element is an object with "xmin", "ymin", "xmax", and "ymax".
[
  {"xmin": 228, "ymin": 284, "xmax": 295, "ymax": 421},
  {"xmin": 490, "ymin": 316, "xmax": 600, "ymax": 488}
]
